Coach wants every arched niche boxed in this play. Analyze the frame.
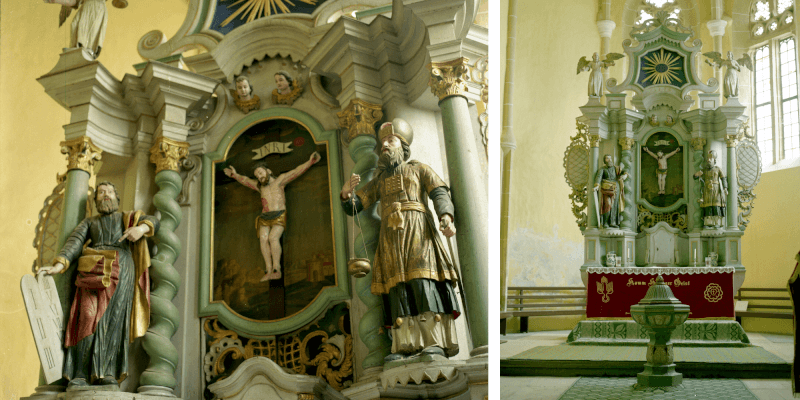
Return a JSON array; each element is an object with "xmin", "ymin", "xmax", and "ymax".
[{"xmin": 198, "ymin": 107, "xmax": 348, "ymax": 337}]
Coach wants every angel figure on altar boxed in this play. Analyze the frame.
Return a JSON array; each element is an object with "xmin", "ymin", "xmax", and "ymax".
[
  {"xmin": 577, "ymin": 52, "xmax": 624, "ymax": 97},
  {"xmin": 44, "ymin": 0, "xmax": 128, "ymax": 59},
  {"xmin": 704, "ymin": 51, "xmax": 753, "ymax": 98}
]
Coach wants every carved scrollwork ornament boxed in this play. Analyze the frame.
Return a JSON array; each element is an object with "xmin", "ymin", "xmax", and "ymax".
[
  {"xmin": 619, "ymin": 137, "xmax": 635, "ymax": 151},
  {"xmin": 337, "ymin": 99, "xmax": 383, "ymax": 144},
  {"xmin": 149, "ymin": 137, "xmax": 189, "ymax": 173},
  {"xmin": 637, "ymin": 204, "xmax": 688, "ymax": 232},
  {"xmin": 564, "ymin": 121, "xmax": 591, "ymax": 230},
  {"xmin": 470, "ymin": 55, "xmax": 489, "ymax": 104},
  {"xmin": 632, "ymin": 10, "xmax": 694, "ymax": 36},
  {"xmin": 202, "ymin": 315, "xmax": 354, "ymax": 390},
  {"xmin": 691, "ymin": 138, "xmax": 707, "ymax": 151},
  {"xmin": 177, "ymin": 155, "xmax": 202, "ymax": 206},
  {"xmin": 428, "ymin": 57, "xmax": 470, "ymax": 101},
  {"xmin": 61, "ymin": 136, "xmax": 102, "ymax": 173}
]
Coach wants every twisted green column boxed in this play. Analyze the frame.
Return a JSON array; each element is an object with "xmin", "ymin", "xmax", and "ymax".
[
  {"xmin": 138, "ymin": 138, "xmax": 187, "ymax": 396},
  {"xmin": 350, "ymin": 135, "xmax": 392, "ymax": 375},
  {"xmin": 691, "ymin": 138, "xmax": 706, "ymax": 231},
  {"xmin": 337, "ymin": 99, "xmax": 391, "ymax": 379},
  {"xmin": 619, "ymin": 138, "xmax": 635, "ymax": 231}
]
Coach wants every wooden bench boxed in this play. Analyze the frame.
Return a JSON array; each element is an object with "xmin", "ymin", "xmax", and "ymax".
[
  {"xmin": 501, "ymin": 286, "xmax": 587, "ymax": 334},
  {"xmin": 735, "ymin": 287, "xmax": 793, "ymax": 322}
]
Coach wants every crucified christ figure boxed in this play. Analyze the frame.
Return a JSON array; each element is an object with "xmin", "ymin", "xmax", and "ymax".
[
  {"xmin": 643, "ymin": 146, "xmax": 680, "ymax": 195},
  {"xmin": 224, "ymin": 151, "xmax": 321, "ymax": 281}
]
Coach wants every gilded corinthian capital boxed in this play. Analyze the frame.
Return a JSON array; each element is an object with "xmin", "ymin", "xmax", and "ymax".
[
  {"xmin": 589, "ymin": 135, "xmax": 601, "ymax": 148},
  {"xmin": 61, "ymin": 136, "xmax": 102, "ymax": 173},
  {"xmin": 428, "ymin": 57, "xmax": 470, "ymax": 101},
  {"xmin": 337, "ymin": 99, "xmax": 383, "ymax": 144},
  {"xmin": 150, "ymin": 137, "xmax": 189, "ymax": 173},
  {"xmin": 619, "ymin": 137, "xmax": 635, "ymax": 151},
  {"xmin": 691, "ymin": 138, "xmax": 707, "ymax": 151}
]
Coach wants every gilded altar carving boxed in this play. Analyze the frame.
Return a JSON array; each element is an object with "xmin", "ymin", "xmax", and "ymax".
[
  {"xmin": 149, "ymin": 137, "xmax": 189, "ymax": 173},
  {"xmin": 61, "ymin": 136, "xmax": 102, "ymax": 173},
  {"xmin": 637, "ymin": 204, "xmax": 688, "ymax": 232},
  {"xmin": 428, "ymin": 57, "xmax": 470, "ymax": 101},
  {"xmin": 563, "ymin": 122, "xmax": 591, "ymax": 230},
  {"xmin": 619, "ymin": 137, "xmax": 635, "ymax": 151},
  {"xmin": 589, "ymin": 134, "xmax": 601, "ymax": 148},
  {"xmin": 337, "ymin": 99, "xmax": 383, "ymax": 144},
  {"xmin": 203, "ymin": 306, "xmax": 354, "ymax": 393},
  {"xmin": 691, "ymin": 138, "xmax": 707, "ymax": 151}
]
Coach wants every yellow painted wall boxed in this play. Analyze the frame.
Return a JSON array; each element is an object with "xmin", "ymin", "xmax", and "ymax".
[
  {"xmin": 740, "ymin": 166, "xmax": 800, "ymax": 334},
  {"xmin": 501, "ymin": 0, "xmax": 799, "ymax": 335},
  {"xmin": 0, "ymin": 2, "xmax": 187, "ymax": 397}
]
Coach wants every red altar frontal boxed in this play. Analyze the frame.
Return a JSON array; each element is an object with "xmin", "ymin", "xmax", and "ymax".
[{"xmin": 586, "ymin": 267, "xmax": 735, "ymax": 319}]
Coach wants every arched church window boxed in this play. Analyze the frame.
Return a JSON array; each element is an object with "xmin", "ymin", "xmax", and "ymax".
[
  {"xmin": 637, "ymin": 0, "xmax": 680, "ymax": 25},
  {"xmin": 750, "ymin": 0, "xmax": 800, "ymax": 166}
]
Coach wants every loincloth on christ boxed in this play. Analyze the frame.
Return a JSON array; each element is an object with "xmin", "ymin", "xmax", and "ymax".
[{"xmin": 255, "ymin": 210, "xmax": 286, "ymax": 231}]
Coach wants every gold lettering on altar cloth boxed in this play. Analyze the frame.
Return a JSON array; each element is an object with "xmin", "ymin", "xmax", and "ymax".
[
  {"xmin": 252, "ymin": 141, "xmax": 293, "ymax": 160},
  {"xmin": 626, "ymin": 277, "xmax": 691, "ymax": 287}
]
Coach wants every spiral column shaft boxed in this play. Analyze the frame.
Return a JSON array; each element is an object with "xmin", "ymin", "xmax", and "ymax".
[{"xmin": 139, "ymin": 138, "xmax": 187, "ymax": 396}]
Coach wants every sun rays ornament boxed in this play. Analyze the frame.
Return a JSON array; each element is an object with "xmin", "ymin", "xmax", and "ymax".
[
  {"xmin": 639, "ymin": 48, "xmax": 687, "ymax": 87},
  {"xmin": 220, "ymin": 0, "xmax": 319, "ymax": 27},
  {"xmin": 605, "ymin": 11, "xmax": 717, "ymax": 99}
]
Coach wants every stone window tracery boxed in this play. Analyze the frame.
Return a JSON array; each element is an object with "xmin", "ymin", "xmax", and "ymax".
[
  {"xmin": 636, "ymin": 0, "xmax": 680, "ymax": 25},
  {"xmin": 751, "ymin": 0, "xmax": 795, "ymax": 37}
]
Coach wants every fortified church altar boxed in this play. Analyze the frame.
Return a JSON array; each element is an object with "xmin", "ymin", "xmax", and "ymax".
[
  {"xmin": 563, "ymin": 13, "xmax": 763, "ymax": 328},
  {"xmin": 22, "ymin": 0, "xmax": 488, "ymax": 399}
]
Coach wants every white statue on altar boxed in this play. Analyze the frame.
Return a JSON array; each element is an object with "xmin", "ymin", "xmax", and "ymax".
[
  {"xmin": 577, "ymin": 52, "xmax": 624, "ymax": 97},
  {"xmin": 43, "ymin": 0, "xmax": 128, "ymax": 59}
]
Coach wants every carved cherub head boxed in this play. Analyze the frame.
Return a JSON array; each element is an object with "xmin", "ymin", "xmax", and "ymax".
[
  {"xmin": 235, "ymin": 76, "xmax": 254, "ymax": 101},
  {"xmin": 274, "ymin": 71, "xmax": 293, "ymax": 94}
]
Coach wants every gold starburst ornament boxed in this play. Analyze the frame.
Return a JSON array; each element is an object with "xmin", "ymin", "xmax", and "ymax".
[
  {"xmin": 642, "ymin": 49, "xmax": 682, "ymax": 86},
  {"xmin": 221, "ymin": 0, "xmax": 319, "ymax": 27}
]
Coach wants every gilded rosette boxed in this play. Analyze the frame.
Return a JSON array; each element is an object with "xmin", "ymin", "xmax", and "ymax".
[
  {"xmin": 691, "ymin": 138, "xmax": 707, "ymax": 151},
  {"xmin": 149, "ymin": 137, "xmax": 189, "ymax": 173},
  {"xmin": 337, "ymin": 99, "xmax": 383, "ymax": 144},
  {"xmin": 428, "ymin": 57, "xmax": 470, "ymax": 101},
  {"xmin": 61, "ymin": 136, "xmax": 102, "ymax": 173},
  {"xmin": 619, "ymin": 137, "xmax": 635, "ymax": 151}
]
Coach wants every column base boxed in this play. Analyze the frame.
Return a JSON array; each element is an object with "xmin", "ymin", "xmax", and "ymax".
[
  {"xmin": 136, "ymin": 386, "xmax": 176, "ymax": 397},
  {"xmin": 470, "ymin": 345, "xmax": 488, "ymax": 357},
  {"xmin": 636, "ymin": 363, "xmax": 683, "ymax": 388}
]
